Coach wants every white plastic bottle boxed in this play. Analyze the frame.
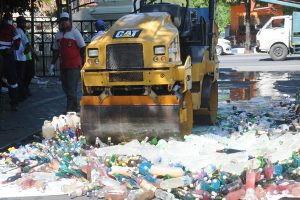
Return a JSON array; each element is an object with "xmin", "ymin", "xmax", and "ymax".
[
  {"xmin": 149, "ymin": 165, "xmax": 184, "ymax": 177},
  {"xmin": 51, "ymin": 116, "xmax": 59, "ymax": 130},
  {"xmin": 66, "ymin": 112, "xmax": 75, "ymax": 128},
  {"xmin": 155, "ymin": 188, "xmax": 175, "ymax": 200},
  {"xmin": 42, "ymin": 120, "xmax": 55, "ymax": 140},
  {"xmin": 159, "ymin": 176, "xmax": 192, "ymax": 190},
  {"xmin": 58, "ymin": 115, "xmax": 67, "ymax": 131}
]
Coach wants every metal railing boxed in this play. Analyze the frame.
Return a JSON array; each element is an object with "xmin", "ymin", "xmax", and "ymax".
[
  {"xmin": 27, "ymin": 17, "xmax": 115, "ymax": 77},
  {"xmin": 70, "ymin": 0, "xmax": 97, "ymax": 13}
]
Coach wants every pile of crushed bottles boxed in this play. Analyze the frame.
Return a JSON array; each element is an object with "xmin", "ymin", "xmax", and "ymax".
[
  {"xmin": 210, "ymin": 94, "xmax": 300, "ymax": 137},
  {"xmin": 0, "ymin": 129, "xmax": 300, "ymax": 199},
  {"xmin": 0, "ymin": 94, "xmax": 299, "ymax": 199}
]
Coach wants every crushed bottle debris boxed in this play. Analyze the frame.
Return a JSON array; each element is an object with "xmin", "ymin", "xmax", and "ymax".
[{"xmin": 0, "ymin": 95, "xmax": 300, "ymax": 199}]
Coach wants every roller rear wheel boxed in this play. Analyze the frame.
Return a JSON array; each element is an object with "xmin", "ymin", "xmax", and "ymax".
[{"xmin": 194, "ymin": 76, "xmax": 218, "ymax": 125}]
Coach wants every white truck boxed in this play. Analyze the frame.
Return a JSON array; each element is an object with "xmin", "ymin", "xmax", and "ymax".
[{"xmin": 256, "ymin": 12, "xmax": 300, "ymax": 61}]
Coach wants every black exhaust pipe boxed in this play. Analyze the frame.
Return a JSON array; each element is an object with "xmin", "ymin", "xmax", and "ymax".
[{"xmin": 208, "ymin": 0, "xmax": 216, "ymax": 60}]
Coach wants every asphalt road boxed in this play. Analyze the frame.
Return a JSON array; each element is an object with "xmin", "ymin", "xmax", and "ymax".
[
  {"xmin": 219, "ymin": 53, "xmax": 300, "ymax": 71},
  {"xmin": 217, "ymin": 53, "xmax": 300, "ymax": 101}
]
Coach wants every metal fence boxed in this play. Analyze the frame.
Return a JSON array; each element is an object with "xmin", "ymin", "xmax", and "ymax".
[{"xmin": 28, "ymin": 17, "xmax": 115, "ymax": 77}]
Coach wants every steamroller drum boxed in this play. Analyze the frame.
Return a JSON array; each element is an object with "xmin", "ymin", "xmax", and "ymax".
[
  {"xmin": 194, "ymin": 76, "xmax": 218, "ymax": 124},
  {"xmin": 80, "ymin": 104, "xmax": 183, "ymax": 144}
]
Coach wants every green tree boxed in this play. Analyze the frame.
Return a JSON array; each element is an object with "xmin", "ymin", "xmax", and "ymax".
[
  {"xmin": 190, "ymin": 0, "xmax": 231, "ymax": 33},
  {"xmin": 0, "ymin": 0, "xmax": 50, "ymax": 17}
]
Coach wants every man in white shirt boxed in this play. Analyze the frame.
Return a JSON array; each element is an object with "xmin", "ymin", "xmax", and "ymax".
[
  {"xmin": 15, "ymin": 16, "xmax": 30, "ymax": 100},
  {"xmin": 50, "ymin": 12, "xmax": 86, "ymax": 112},
  {"xmin": 91, "ymin": 19, "xmax": 106, "ymax": 42}
]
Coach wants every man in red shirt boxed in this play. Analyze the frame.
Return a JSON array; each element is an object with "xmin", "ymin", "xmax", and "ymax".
[
  {"xmin": 0, "ymin": 13, "xmax": 21, "ymax": 111},
  {"xmin": 50, "ymin": 12, "xmax": 86, "ymax": 112}
]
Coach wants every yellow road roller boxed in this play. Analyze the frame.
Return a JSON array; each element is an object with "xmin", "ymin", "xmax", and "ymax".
[{"xmin": 80, "ymin": 0, "xmax": 219, "ymax": 143}]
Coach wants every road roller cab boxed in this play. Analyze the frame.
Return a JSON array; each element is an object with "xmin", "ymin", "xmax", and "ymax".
[{"xmin": 80, "ymin": 0, "xmax": 219, "ymax": 143}]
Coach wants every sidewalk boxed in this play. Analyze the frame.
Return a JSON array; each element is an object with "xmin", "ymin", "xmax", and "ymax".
[
  {"xmin": 0, "ymin": 77, "xmax": 81, "ymax": 150},
  {"xmin": 231, "ymin": 47, "xmax": 265, "ymax": 54}
]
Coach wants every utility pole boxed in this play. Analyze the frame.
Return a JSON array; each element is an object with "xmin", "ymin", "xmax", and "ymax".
[
  {"xmin": 244, "ymin": 0, "xmax": 251, "ymax": 54},
  {"xmin": 30, "ymin": 0, "xmax": 34, "ymax": 47}
]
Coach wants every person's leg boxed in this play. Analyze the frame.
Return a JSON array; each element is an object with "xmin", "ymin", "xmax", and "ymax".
[
  {"xmin": 24, "ymin": 59, "xmax": 35, "ymax": 96},
  {"xmin": 64, "ymin": 69, "xmax": 80, "ymax": 112},
  {"xmin": 60, "ymin": 68, "xmax": 67, "ymax": 95},
  {"xmin": 2, "ymin": 51, "xmax": 19, "ymax": 110},
  {"xmin": 16, "ymin": 61, "xmax": 27, "ymax": 100},
  {"xmin": 0, "ymin": 53, "xmax": 3, "ymax": 94},
  {"xmin": 60, "ymin": 68, "xmax": 72, "ymax": 112}
]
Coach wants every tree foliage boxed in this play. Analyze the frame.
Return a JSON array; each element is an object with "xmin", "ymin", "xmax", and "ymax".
[
  {"xmin": 0, "ymin": 0, "xmax": 56, "ymax": 17},
  {"xmin": 190, "ymin": 0, "xmax": 252, "ymax": 52},
  {"xmin": 0, "ymin": 0, "xmax": 40, "ymax": 14},
  {"xmin": 189, "ymin": 0, "xmax": 231, "ymax": 32}
]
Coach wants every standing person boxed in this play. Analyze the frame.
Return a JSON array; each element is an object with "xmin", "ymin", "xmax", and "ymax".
[
  {"xmin": 91, "ymin": 19, "xmax": 106, "ymax": 42},
  {"xmin": 19, "ymin": 16, "xmax": 38, "ymax": 97},
  {"xmin": 49, "ymin": 12, "xmax": 86, "ymax": 112},
  {"xmin": 15, "ymin": 16, "xmax": 30, "ymax": 100},
  {"xmin": 0, "ymin": 13, "xmax": 21, "ymax": 111}
]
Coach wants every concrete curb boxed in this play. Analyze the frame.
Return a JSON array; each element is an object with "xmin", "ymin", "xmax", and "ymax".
[{"xmin": 231, "ymin": 47, "xmax": 264, "ymax": 55}]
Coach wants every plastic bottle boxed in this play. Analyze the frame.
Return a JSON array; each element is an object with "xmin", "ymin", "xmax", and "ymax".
[
  {"xmin": 255, "ymin": 185, "xmax": 267, "ymax": 199},
  {"xmin": 58, "ymin": 115, "xmax": 67, "ymax": 131},
  {"xmin": 155, "ymin": 188, "xmax": 175, "ymax": 200},
  {"xmin": 65, "ymin": 112, "xmax": 75, "ymax": 128},
  {"xmin": 61, "ymin": 182, "xmax": 82, "ymax": 193},
  {"xmin": 273, "ymin": 164, "xmax": 283, "ymax": 176},
  {"xmin": 69, "ymin": 188, "xmax": 84, "ymax": 198},
  {"xmin": 127, "ymin": 189, "xmax": 155, "ymax": 200},
  {"xmin": 287, "ymin": 182, "xmax": 300, "ymax": 193},
  {"xmin": 87, "ymin": 156, "xmax": 97, "ymax": 183},
  {"xmin": 264, "ymin": 161, "xmax": 274, "ymax": 179},
  {"xmin": 69, "ymin": 184, "xmax": 93, "ymax": 198},
  {"xmin": 221, "ymin": 179, "xmax": 243, "ymax": 194},
  {"xmin": 246, "ymin": 166, "xmax": 256, "ymax": 190},
  {"xmin": 51, "ymin": 116, "xmax": 59, "ymax": 130},
  {"xmin": 75, "ymin": 123, "xmax": 83, "ymax": 139},
  {"xmin": 99, "ymin": 176, "xmax": 122, "ymax": 188},
  {"xmin": 211, "ymin": 178, "xmax": 221, "ymax": 191},
  {"xmin": 42, "ymin": 120, "xmax": 55, "ymax": 140},
  {"xmin": 216, "ymin": 148, "xmax": 246, "ymax": 154},
  {"xmin": 149, "ymin": 165, "xmax": 184, "ymax": 177},
  {"xmin": 225, "ymin": 189, "xmax": 245, "ymax": 200},
  {"xmin": 133, "ymin": 175, "xmax": 157, "ymax": 192},
  {"xmin": 265, "ymin": 183, "xmax": 278, "ymax": 195},
  {"xmin": 95, "ymin": 137, "xmax": 107, "ymax": 148},
  {"xmin": 243, "ymin": 188, "xmax": 258, "ymax": 200},
  {"xmin": 2, "ymin": 173, "xmax": 22, "ymax": 184},
  {"xmin": 159, "ymin": 176, "xmax": 192, "ymax": 190},
  {"xmin": 103, "ymin": 185, "xmax": 128, "ymax": 200},
  {"xmin": 110, "ymin": 165, "xmax": 134, "ymax": 177},
  {"xmin": 291, "ymin": 186, "xmax": 300, "ymax": 196}
]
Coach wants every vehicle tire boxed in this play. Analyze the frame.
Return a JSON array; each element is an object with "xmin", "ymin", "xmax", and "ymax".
[
  {"xmin": 194, "ymin": 76, "xmax": 218, "ymax": 125},
  {"xmin": 216, "ymin": 45, "xmax": 223, "ymax": 56},
  {"xmin": 269, "ymin": 43, "xmax": 288, "ymax": 61}
]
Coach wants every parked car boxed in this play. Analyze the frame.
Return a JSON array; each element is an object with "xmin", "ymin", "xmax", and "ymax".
[{"xmin": 217, "ymin": 38, "xmax": 232, "ymax": 55}]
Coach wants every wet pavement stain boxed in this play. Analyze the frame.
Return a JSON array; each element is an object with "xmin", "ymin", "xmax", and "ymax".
[{"xmin": 219, "ymin": 70, "xmax": 300, "ymax": 101}]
